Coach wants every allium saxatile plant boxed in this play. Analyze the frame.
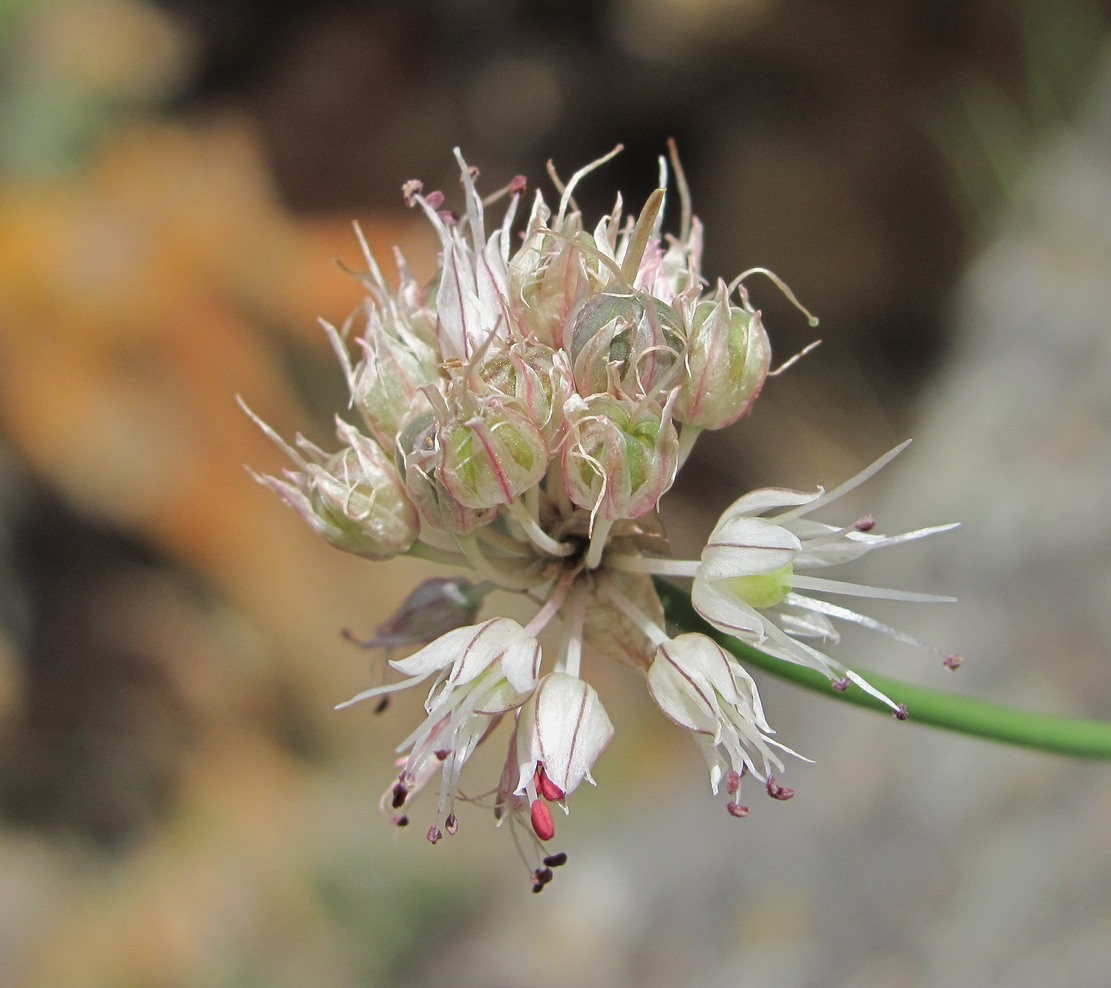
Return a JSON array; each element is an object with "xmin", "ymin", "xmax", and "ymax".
[{"xmin": 242, "ymin": 145, "xmax": 957, "ymax": 891}]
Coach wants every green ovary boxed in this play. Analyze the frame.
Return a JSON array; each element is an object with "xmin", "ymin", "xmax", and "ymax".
[{"xmin": 724, "ymin": 564, "xmax": 794, "ymax": 609}]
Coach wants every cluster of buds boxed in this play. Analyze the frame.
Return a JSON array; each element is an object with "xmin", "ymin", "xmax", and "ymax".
[{"xmin": 243, "ymin": 145, "xmax": 956, "ymax": 890}]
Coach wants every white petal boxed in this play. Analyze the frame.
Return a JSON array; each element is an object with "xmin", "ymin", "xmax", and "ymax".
[
  {"xmin": 647, "ymin": 641, "xmax": 721, "ymax": 735},
  {"xmin": 714, "ymin": 486, "xmax": 819, "ymax": 525},
  {"xmin": 391, "ymin": 618, "xmax": 522, "ymax": 685},
  {"xmin": 533, "ymin": 674, "xmax": 614, "ymax": 795},
  {"xmin": 700, "ymin": 517, "xmax": 800, "ymax": 579},
  {"xmin": 691, "ymin": 577, "xmax": 766, "ymax": 640}
]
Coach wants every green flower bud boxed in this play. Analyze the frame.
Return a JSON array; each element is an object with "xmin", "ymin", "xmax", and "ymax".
[
  {"xmin": 397, "ymin": 409, "xmax": 497, "ymax": 535},
  {"xmin": 245, "ymin": 410, "xmax": 419, "ymax": 560},
  {"xmin": 439, "ymin": 401, "xmax": 549, "ymax": 510},
  {"xmin": 479, "ymin": 342, "xmax": 574, "ymax": 448},
  {"xmin": 562, "ymin": 394, "xmax": 679, "ymax": 520},
  {"xmin": 508, "ymin": 230, "xmax": 604, "ymax": 348},
  {"xmin": 567, "ymin": 291, "xmax": 685, "ymax": 400},
  {"xmin": 350, "ymin": 320, "xmax": 440, "ymax": 449},
  {"xmin": 674, "ymin": 285, "xmax": 770, "ymax": 430}
]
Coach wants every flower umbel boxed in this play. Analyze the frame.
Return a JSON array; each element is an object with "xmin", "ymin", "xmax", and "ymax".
[{"xmin": 243, "ymin": 145, "xmax": 957, "ymax": 890}]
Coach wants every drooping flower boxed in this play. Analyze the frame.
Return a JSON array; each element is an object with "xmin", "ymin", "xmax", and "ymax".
[{"xmin": 242, "ymin": 145, "xmax": 957, "ymax": 889}]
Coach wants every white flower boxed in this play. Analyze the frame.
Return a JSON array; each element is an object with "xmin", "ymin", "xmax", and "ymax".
[
  {"xmin": 648, "ymin": 633, "xmax": 802, "ymax": 813},
  {"xmin": 691, "ymin": 444, "xmax": 957, "ymax": 706},
  {"xmin": 513, "ymin": 672, "xmax": 614, "ymax": 845},
  {"xmin": 242, "ymin": 146, "xmax": 959, "ymax": 889},
  {"xmin": 337, "ymin": 618, "xmax": 541, "ymax": 840}
]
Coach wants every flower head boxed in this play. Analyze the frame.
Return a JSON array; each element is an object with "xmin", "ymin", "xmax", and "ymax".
[{"xmin": 242, "ymin": 145, "xmax": 957, "ymax": 889}]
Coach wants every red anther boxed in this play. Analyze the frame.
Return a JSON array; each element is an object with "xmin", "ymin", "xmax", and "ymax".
[
  {"xmin": 509, "ymin": 175, "xmax": 528, "ymax": 196},
  {"xmin": 893, "ymin": 703, "xmax": 910, "ymax": 721},
  {"xmin": 530, "ymin": 799, "xmax": 555, "ymax": 841},
  {"xmin": 434, "ymin": 749, "xmax": 450, "ymax": 761},
  {"xmin": 424, "ymin": 190, "xmax": 445, "ymax": 209},
  {"xmin": 943, "ymin": 654, "xmax": 964, "ymax": 671},
  {"xmin": 427, "ymin": 826, "xmax": 443, "ymax": 844},
  {"xmin": 445, "ymin": 813, "xmax": 459, "ymax": 836},
  {"xmin": 536, "ymin": 765, "xmax": 565, "ymax": 802},
  {"xmin": 543, "ymin": 852, "xmax": 568, "ymax": 868},
  {"xmin": 855, "ymin": 514, "xmax": 876, "ymax": 532},
  {"xmin": 831, "ymin": 678, "xmax": 850, "ymax": 692},
  {"xmin": 534, "ymin": 867, "xmax": 554, "ymax": 885},
  {"xmin": 394, "ymin": 815, "xmax": 409, "ymax": 827},
  {"xmin": 531, "ymin": 881, "xmax": 544, "ymax": 894},
  {"xmin": 391, "ymin": 782, "xmax": 408, "ymax": 809},
  {"xmin": 726, "ymin": 769, "xmax": 742, "ymax": 795},
  {"xmin": 726, "ymin": 802, "xmax": 750, "ymax": 818},
  {"xmin": 765, "ymin": 776, "xmax": 795, "ymax": 801}
]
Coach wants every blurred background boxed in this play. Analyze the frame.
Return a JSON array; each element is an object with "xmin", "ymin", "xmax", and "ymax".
[{"xmin": 2, "ymin": 1, "xmax": 1111, "ymax": 985}]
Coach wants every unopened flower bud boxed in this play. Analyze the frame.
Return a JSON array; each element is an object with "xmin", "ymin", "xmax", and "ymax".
[
  {"xmin": 306, "ymin": 425, "xmax": 419, "ymax": 557},
  {"xmin": 396, "ymin": 410, "xmax": 497, "ymax": 535},
  {"xmin": 439, "ymin": 402, "xmax": 549, "ymax": 510},
  {"xmin": 479, "ymin": 342, "xmax": 574, "ymax": 447},
  {"xmin": 567, "ymin": 291, "xmax": 684, "ymax": 399},
  {"xmin": 508, "ymin": 228, "xmax": 602, "ymax": 348},
  {"xmin": 674, "ymin": 286, "xmax": 770, "ymax": 430},
  {"xmin": 350, "ymin": 322, "xmax": 440, "ymax": 448},
  {"xmin": 563, "ymin": 394, "xmax": 679, "ymax": 520},
  {"xmin": 353, "ymin": 576, "xmax": 487, "ymax": 650},
  {"xmin": 243, "ymin": 406, "xmax": 419, "ymax": 560}
]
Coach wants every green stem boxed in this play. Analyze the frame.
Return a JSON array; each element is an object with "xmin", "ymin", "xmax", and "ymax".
[{"xmin": 654, "ymin": 578, "xmax": 1111, "ymax": 759}]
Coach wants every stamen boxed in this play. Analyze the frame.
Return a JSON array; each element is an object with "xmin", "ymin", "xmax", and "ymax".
[
  {"xmin": 893, "ymin": 704, "xmax": 910, "ymax": 721},
  {"xmin": 531, "ymin": 800, "xmax": 556, "ymax": 841},
  {"xmin": 536, "ymin": 765, "xmax": 566, "ymax": 802},
  {"xmin": 729, "ymin": 267, "xmax": 819, "ymax": 327},
  {"xmin": 543, "ymin": 852, "xmax": 568, "ymax": 868},
  {"xmin": 505, "ymin": 498, "xmax": 575, "ymax": 557},
  {"xmin": 726, "ymin": 802, "xmax": 749, "ymax": 818},
  {"xmin": 765, "ymin": 776, "xmax": 795, "ymax": 800},
  {"xmin": 943, "ymin": 654, "xmax": 964, "ymax": 670},
  {"xmin": 427, "ymin": 826, "xmax": 443, "ymax": 844}
]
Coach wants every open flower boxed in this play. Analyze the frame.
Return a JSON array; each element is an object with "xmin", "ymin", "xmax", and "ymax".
[
  {"xmin": 243, "ymin": 146, "xmax": 958, "ymax": 889},
  {"xmin": 648, "ymin": 633, "xmax": 787, "ymax": 807},
  {"xmin": 690, "ymin": 444, "xmax": 957, "ymax": 706}
]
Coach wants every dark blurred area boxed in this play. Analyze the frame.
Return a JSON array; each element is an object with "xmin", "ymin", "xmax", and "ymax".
[{"xmin": 1, "ymin": 0, "xmax": 1109, "ymax": 984}]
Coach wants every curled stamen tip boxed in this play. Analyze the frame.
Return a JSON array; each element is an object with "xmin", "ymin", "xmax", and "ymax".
[
  {"xmin": 893, "ymin": 703, "xmax": 910, "ymax": 721},
  {"xmin": 726, "ymin": 802, "xmax": 750, "ymax": 818},
  {"xmin": 943, "ymin": 654, "xmax": 964, "ymax": 670},
  {"xmin": 509, "ymin": 174, "xmax": 528, "ymax": 195}
]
